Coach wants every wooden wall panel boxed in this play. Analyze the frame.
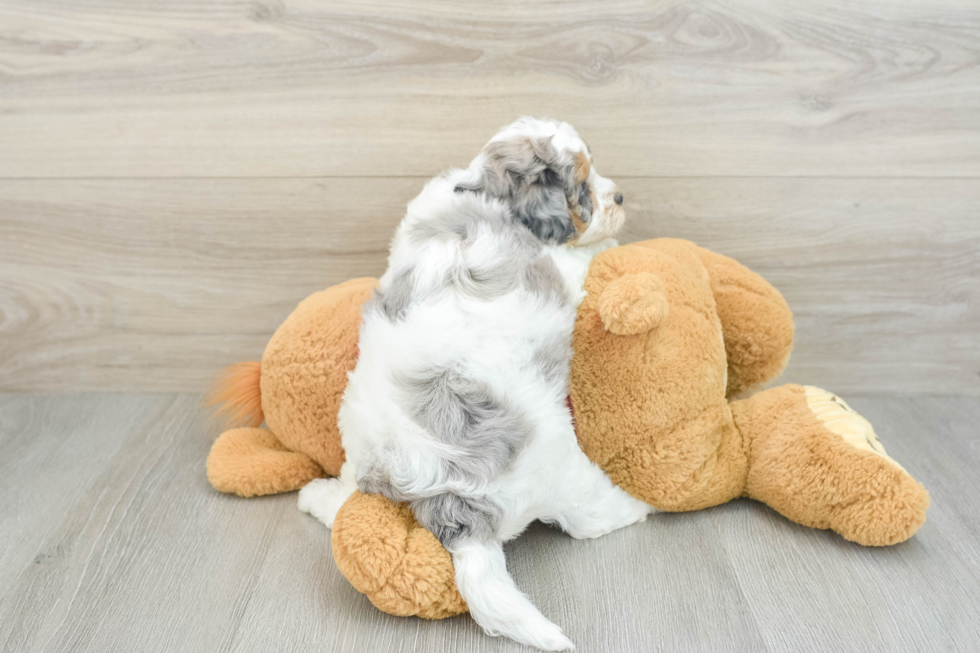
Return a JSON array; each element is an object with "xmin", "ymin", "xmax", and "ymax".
[
  {"xmin": 1, "ymin": 177, "xmax": 976, "ymax": 393},
  {"xmin": 0, "ymin": 0, "xmax": 978, "ymax": 178},
  {"xmin": 1, "ymin": 0, "xmax": 977, "ymax": 392},
  {"xmin": 623, "ymin": 178, "xmax": 980, "ymax": 395}
]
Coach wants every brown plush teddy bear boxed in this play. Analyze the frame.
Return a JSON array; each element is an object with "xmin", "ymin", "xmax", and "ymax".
[{"xmin": 206, "ymin": 238, "xmax": 929, "ymax": 620}]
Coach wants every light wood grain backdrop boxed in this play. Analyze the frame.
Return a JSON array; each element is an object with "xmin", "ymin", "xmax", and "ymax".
[{"xmin": 1, "ymin": 0, "xmax": 978, "ymax": 394}]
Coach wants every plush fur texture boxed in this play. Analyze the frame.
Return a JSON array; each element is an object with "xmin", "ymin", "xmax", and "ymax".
[
  {"xmin": 571, "ymin": 239, "xmax": 928, "ymax": 540},
  {"xmin": 732, "ymin": 384, "xmax": 930, "ymax": 546},
  {"xmin": 298, "ymin": 118, "xmax": 634, "ymax": 651},
  {"xmin": 205, "ymin": 238, "xmax": 930, "ymax": 634},
  {"xmin": 207, "ymin": 427, "xmax": 322, "ymax": 497},
  {"xmin": 205, "ymin": 278, "xmax": 373, "ymax": 497},
  {"xmin": 697, "ymin": 247, "xmax": 796, "ymax": 396},
  {"xmin": 572, "ymin": 239, "xmax": 758, "ymax": 511},
  {"xmin": 331, "ymin": 490, "xmax": 467, "ymax": 619},
  {"xmin": 260, "ymin": 278, "xmax": 372, "ymax": 477}
]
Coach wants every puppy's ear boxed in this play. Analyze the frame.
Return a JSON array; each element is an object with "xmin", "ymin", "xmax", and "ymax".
[{"xmin": 456, "ymin": 136, "xmax": 583, "ymax": 244}]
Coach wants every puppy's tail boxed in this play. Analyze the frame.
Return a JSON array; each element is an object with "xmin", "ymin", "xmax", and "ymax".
[
  {"xmin": 451, "ymin": 538, "xmax": 574, "ymax": 651},
  {"xmin": 204, "ymin": 361, "xmax": 264, "ymax": 428}
]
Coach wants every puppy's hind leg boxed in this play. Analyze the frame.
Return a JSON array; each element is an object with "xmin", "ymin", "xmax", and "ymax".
[
  {"xmin": 298, "ymin": 461, "xmax": 358, "ymax": 529},
  {"xmin": 547, "ymin": 445, "xmax": 652, "ymax": 540},
  {"xmin": 452, "ymin": 538, "xmax": 574, "ymax": 651}
]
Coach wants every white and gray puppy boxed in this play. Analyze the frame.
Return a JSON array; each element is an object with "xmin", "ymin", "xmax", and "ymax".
[{"xmin": 299, "ymin": 118, "xmax": 651, "ymax": 651}]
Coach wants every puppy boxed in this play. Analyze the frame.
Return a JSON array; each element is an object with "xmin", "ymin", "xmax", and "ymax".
[{"xmin": 299, "ymin": 118, "xmax": 651, "ymax": 651}]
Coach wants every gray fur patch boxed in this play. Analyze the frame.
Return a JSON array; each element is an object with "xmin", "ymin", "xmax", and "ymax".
[
  {"xmin": 406, "ymin": 205, "xmax": 486, "ymax": 244},
  {"xmin": 355, "ymin": 427, "xmax": 508, "ymax": 547},
  {"xmin": 411, "ymin": 493, "xmax": 502, "ymax": 546},
  {"xmin": 577, "ymin": 181, "xmax": 594, "ymax": 222},
  {"xmin": 356, "ymin": 465, "xmax": 396, "ymax": 498},
  {"xmin": 368, "ymin": 266, "xmax": 415, "ymax": 321},
  {"xmin": 401, "ymin": 367, "xmax": 531, "ymax": 481},
  {"xmin": 522, "ymin": 255, "xmax": 566, "ymax": 300},
  {"xmin": 455, "ymin": 137, "xmax": 579, "ymax": 245},
  {"xmin": 403, "ymin": 198, "xmax": 568, "ymax": 307},
  {"xmin": 452, "ymin": 250, "xmax": 567, "ymax": 305},
  {"xmin": 369, "ymin": 235, "xmax": 569, "ymax": 324},
  {"xmin": 456, "ymin": 260, "xmax": 517, "ymax": 300},
  {"xmin": 358, "ymin": 463, "xmax": 501, "ymax": 546},
  {"xmin": 449, "ymin": 248, "xmax": 569, "ymax": 306}
]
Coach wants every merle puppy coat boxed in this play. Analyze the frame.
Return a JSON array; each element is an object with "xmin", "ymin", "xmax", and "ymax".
[{"xmin": 299, "ymin": 118, "xmax": 647, "ymax": 651}]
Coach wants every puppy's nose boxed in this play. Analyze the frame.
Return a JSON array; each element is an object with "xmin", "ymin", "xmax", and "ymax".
[{"xmin": 614, "ymin": 193, "xmax": 624, "ymax": 206}]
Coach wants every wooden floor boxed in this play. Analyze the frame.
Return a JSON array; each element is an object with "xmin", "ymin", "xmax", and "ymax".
[{"xmin": 1, "ymin": 392, "xmax": 978, "ymax": 653}]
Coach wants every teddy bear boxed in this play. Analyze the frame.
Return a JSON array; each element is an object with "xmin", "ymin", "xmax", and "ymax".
[{"xmin": 205, "ymin": 238, "xmax": 930, "ymax": 620}]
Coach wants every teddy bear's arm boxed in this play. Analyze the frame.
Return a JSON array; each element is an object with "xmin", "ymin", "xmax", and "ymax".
[{"xmin": 696, "ymin": 247, "xmax": 794, "ymax": 397}]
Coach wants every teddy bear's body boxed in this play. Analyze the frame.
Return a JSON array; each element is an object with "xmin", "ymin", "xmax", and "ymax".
[{"xmin": 207, "ymin": 239, "xmax": 929, "ymax": 620}]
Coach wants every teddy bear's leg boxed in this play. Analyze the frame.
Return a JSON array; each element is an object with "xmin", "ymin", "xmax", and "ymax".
[
  {"xmin": 207, "ymin": 427, "xmax": 324, "ymax": 497},
  {"xmin": 297, "ymin": 460, "xmax": 359, "ymax": 529},
  {"xmin": 730, "ymin": 384, "xmax": 929, "ymax": 546},
  {"xmin": 331, "ymin": 491, "xmax": 468, "ymax": 619}
]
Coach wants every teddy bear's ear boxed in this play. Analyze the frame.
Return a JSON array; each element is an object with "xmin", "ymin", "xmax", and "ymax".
[{"xmin": 597, "ymin": 272, "xmax": 669, "ymax": 336}]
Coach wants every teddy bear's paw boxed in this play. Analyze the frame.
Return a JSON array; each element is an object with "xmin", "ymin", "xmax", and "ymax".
[
  {"xmin": 298, "ymin": 477, "xmax": 355, "ymax": 529},
  {"xmin": 801, "ymin": 385, "xmax": 930, "ymax": 546},
  {"xmin": 803, "ymin": 386, "xmax": 905, "ymax": 472}
]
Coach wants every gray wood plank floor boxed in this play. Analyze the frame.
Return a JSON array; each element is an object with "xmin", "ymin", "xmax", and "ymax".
[{"xmin": 1, "ymin": 393, "xmax": 978, "ymax": 652}]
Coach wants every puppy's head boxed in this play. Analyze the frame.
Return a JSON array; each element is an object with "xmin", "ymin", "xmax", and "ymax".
[{"xmin": 455, "ymin": 117, "xmax": 624, "ymax": 246}]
